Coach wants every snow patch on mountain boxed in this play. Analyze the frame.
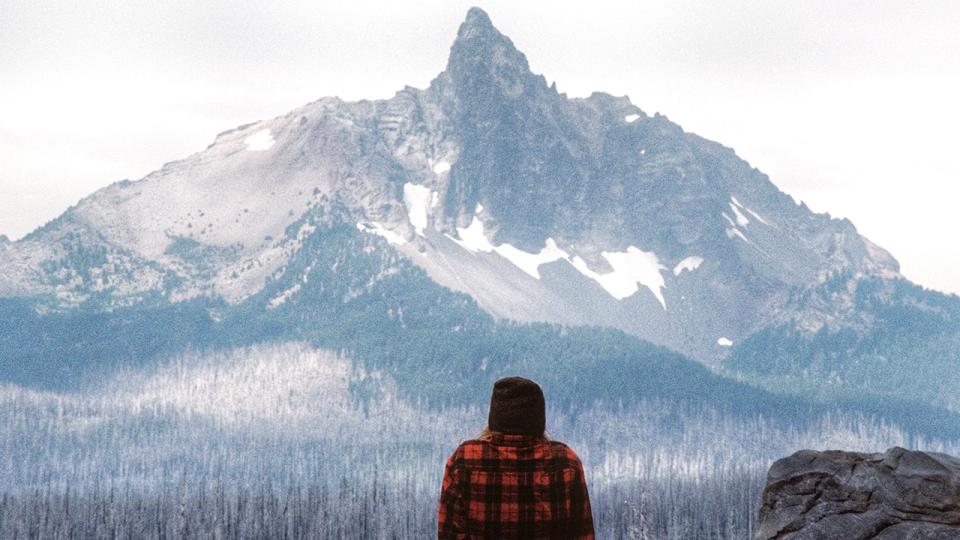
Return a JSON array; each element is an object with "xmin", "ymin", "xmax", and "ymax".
[
  {"xmin": 624, "ymin": 114, "xmax": 640, "ymax": 123},
  {"xmin": 717, "ymin": 337, "xmax": 733, "ymax": 346},
  {"xmin": 673, "ymin": 256, "xmax": 704, "ymax": 276},
  {"xmin": 744, "ymin": 207, "xmax": 771, "ymax": 226},
  {"xmin": 447, "ymin": 214, "xmax": 669, "ymax": 302},
  {"xmin": 495, "ymin": 239, "xmax": 569, "ymax": 279},
  {"xmin": 402, "ymin": 183, "xmax": 433, "ymax": 235},
  {"xmin": 447, "ymin": 217, "xmax": 565, "ymax": 277},
  {"xmin": 432, "ymin": 161, "xmax": 451, "ymax": 175},
  {"xmin": 245, "ymin": 129, "xmax": 275, "ymax": 151},
  {"xmin": 571, "ymin": 248, "xmax": 667, "ymax": 308},
  {"xmin": 726, "ymin": 228, "xmax": 749, "ymax": 243},
  {"xmin": 357, "ymin": 222, "xmax": 406, "ymax": 246},
  {"xmin": 729, "ymin": 200, "xmax": 750, "ymax": 227},
  {"xmin": 449, "ymin": 217, "xmax": 494, "ymax": 253},
  {"xmin": 730, "ymin": 196, "xmax": 773, "ymax": 227}
]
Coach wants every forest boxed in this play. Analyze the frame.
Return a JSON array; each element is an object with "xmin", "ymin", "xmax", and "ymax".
[{"xmin": 3, "ymin": 342, "xmax": 956, "ymax": 539}]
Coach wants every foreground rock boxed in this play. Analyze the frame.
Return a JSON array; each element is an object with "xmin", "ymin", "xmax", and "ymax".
[{"xmin": 756, "ymin": 447, "xmax": 960, "ymax": 539}]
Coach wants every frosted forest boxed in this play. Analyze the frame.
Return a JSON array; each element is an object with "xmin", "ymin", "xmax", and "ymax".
[{"xmin": 2, "ymin": 343, "xmax": 957, "ymax": 539}]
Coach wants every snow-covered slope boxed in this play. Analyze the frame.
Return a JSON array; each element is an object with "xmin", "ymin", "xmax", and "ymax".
[{"xmin": 0, "ymin": 7, "xmax": 902, "ymax": 362}]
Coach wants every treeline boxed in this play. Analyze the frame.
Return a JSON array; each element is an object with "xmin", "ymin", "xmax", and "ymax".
[
  {"xmin": 0, "ymin": 479, "xmax": 437, "ymax": 539},
  {"xmin": 0, "ymin": 470, "xmax": 764, "ymax": 539}
]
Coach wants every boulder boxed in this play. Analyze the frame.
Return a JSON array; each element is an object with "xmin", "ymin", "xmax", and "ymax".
[{"xmin": 756, "ymin": 447, "xmax": 960, "ymax": 539}]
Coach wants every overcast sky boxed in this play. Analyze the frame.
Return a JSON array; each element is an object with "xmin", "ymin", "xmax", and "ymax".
[{"xmin": 2, "ymin": 0, "xmax": 958, "ymax": 294}]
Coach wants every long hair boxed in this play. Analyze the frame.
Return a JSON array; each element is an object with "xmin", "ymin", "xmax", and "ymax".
[{"xmin": 478, "ymin": 426, "xmax": 550, "ymax": 441}]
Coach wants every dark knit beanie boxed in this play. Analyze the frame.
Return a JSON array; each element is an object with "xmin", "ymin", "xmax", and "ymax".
[{"xmin": 487, "ymin": 377, "xmax": 546, "ymax": 436}]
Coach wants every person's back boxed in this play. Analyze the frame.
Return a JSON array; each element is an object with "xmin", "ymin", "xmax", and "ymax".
[{"xmin": 438, "ymin": 377, "xmax": 595, "ymax": 539}]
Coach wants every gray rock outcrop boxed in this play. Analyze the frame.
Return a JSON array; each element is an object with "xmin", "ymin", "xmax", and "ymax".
[{"xmin": 756, "ymin": 447, "xmax": 960, "ymax": 539}]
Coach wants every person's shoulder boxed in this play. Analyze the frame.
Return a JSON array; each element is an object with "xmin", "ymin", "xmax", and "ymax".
[
  {"xmin": 449, "ymin": 438, "xmax": 489, "ymax": 461},
  {"xmin": 547, "ymin": 440, "xmax": 584, "ymax": 465},
  {"xmin": 456, "ymin": 437, "xmax": 490, "ymax": 449}
]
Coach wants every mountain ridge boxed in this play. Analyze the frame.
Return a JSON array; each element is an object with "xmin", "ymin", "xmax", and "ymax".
[{"xmin": 0, "ymin": 7, "xmax": 944, "ymax": 373}]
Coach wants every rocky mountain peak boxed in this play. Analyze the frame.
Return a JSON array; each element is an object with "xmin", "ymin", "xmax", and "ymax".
[
  {"xmin": 443, "ymin": 7, "xmax": 544, "ymax": 104},
  {"xmin": 458, "ymin": 7, "xmax": 497, "ymax": 40},
  {"xmin": 0, "ymin": 6, "xmax": 914, "ymax": 365}
]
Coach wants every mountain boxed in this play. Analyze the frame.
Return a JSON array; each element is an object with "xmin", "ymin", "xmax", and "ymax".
[
  {"xmin": 726, "ymin": 273, "xmax": 960, "ymax": 413},
  {"xmin": 0, "ymin": 218, "xmax": 805, "ymax": 430},
  {"xmin": 0, "ymin": 8, "xmax": 956, "ymax": 424}
]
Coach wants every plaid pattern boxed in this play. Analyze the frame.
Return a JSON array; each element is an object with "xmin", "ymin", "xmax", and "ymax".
[{"xmin": 438, "ymin": 433, "xmax": 594, "ymax": 539}]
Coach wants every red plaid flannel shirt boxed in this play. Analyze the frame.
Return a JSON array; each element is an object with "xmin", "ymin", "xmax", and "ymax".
[{"xmin": 437, "ymin": 433, "xmax": 595, "ymax": 539}]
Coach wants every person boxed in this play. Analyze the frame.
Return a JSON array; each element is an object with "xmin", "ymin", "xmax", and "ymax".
[{"xmin": 437, "ymin": 377, "xmax": 595, "ymax": 539}]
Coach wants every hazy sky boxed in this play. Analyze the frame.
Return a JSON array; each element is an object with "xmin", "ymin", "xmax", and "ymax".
[{"xmin": 2, "ymin": 1, "xmax": 958, "ymax": 294}]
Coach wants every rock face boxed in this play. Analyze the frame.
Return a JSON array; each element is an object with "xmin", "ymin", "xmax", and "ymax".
[{"xmin": 756, "ymin": 447, "xmax": 960, "ymax": 539}]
